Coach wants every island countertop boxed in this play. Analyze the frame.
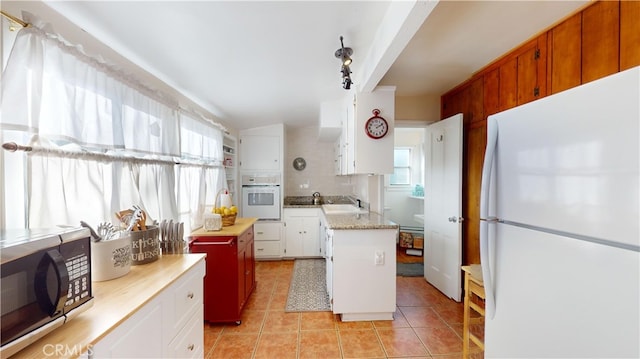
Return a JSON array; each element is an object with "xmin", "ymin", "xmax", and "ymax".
[
  {"xmin": 189, "ymin": 217, "xmax": 258, "ymax": 237},
  {"xmin": 15, "ymin": 254, "xmax": 205, "ymax": 359},
  {"xmin": 323, "ymin": 211, "xmax": 398, "ymax": 230}
]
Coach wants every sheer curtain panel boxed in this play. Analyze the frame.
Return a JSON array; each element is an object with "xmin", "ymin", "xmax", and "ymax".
[{"xmin": 1, "ymin": 15, "xmax": 225, "ymax": 229}]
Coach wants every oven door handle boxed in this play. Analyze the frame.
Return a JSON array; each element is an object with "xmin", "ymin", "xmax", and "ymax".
[{"xmin": 34, "ymin": 249, "xmax": 70, "ymax": 317}]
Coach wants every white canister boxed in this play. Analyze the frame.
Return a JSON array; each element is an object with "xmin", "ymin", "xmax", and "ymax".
[
  {"xmin": 91, "ymin": 235, "xmax": 132, "ymax": 281},
  {"xmin": 204, "ymin": 212, "xmax": 222, "ymax": 231}
]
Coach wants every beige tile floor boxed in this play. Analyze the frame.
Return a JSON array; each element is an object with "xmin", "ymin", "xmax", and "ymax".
[{"xmin": 204, "ymin": 260, "xmax": 484, "ymax": 359}]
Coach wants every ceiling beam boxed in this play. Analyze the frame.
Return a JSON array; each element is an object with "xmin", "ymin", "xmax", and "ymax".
[{"xmin": 355, "ymin": 0, "xmax": 439, "ymax": 93}]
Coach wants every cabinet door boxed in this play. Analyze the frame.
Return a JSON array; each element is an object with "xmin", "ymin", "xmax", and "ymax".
[
  {"xmin": 352, "ymin": 87, "xmax": 395, "ymax": 174},
  {"xmin": 244, "ymin": 229, "xmax": 255, "ymax": 297},
  {"xmin": 344, "ymin": 97, "xmax": 356, "ymax": 175},
  {"xmin": 284, "ymin": 210, "xmax": 320, "ymax": 257},
  {"xmin": 237, "ymin": 242, "xmax": 247, "ymax": 310},
  {"xmin": 582, "ymin": 0, "xmax": 620, "ymax": 84},
  {"xmin": 499, "ymin": 58, "xmax": 517, "ymax": 110},
  {"xmin": 516, "ymin": 39, "xmax": 546, "ymax": 105},
  {"xmin": 91, "ymin": 301, "xmax": 164, "ymax": 358},
  {"xmin": 549, "ymin": 13, "xmax": 582, "ymax": 94},
  {"xmin": 621, "ymin": 0, "xmax": 640, "ymax": 70},
  {"xmin": 237, "ymin": 228, "xmax": 255, "ymax": 309},
  {"xmin": 333, "ymin": 139, "xmax": 342, "ymax": 175},
  {"xmin": 302, "ymin": 217, "xmax": 320, "ymax": 257},
  {"xmin": 483, "ymin": 68, "xmax": 500, "ymax": 119},
  {"xmin": 462, "ymin": 124, "xmax": 486, "ymax": 266},
  {"xmin": 166, "ymin": 308, "xmax": 204, "ymax": 358},
  {"xmin": 284, "ymin": 217, "xmax": 304, "ymax": 257},
  {"xmin": 325, "ymin": 228, "xmax": 333, "ymax": 305},
  {"xmin": 190, "ymin": 236, "xmax": 239, "ymax": 323},
  {"xmin": 239, "ymin": 135, "xmax": 280, "ymax": 171}
]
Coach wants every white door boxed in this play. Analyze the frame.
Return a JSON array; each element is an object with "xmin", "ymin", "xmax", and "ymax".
[{"xmin": 424, "ymin": 113, "xmax": 463, "ymax": 301}]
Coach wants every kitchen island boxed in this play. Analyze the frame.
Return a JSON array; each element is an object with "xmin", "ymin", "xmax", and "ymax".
[
  {"xmin": 15, "ymin": 254, "xmax": 206, "ymax": 359},
  {"xmin": 321, "ymin": 209, "xmax": 399, "ymax": 321},
  {"xmin": 189, "ymin": 217, "xmax": 257, "ymax": 324}
]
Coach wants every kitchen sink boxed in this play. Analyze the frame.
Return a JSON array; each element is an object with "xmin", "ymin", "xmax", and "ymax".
[{"xmin": 321, "ymin": 204, "xmax": 368, "ymax": 214}]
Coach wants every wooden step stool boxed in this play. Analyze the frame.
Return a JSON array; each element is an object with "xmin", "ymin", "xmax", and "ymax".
[{"xmin": 462, "ymin": 264, "xmax": 485, "ymax": 358}]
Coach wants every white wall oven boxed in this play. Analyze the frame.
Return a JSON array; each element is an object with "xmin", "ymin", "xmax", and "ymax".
[{"xmin": 241, "ymin": 174, "xmax": 281, "ymax": 220}]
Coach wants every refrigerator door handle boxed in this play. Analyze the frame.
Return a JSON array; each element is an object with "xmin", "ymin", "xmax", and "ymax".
[{"xmin": 480, "ymin": 117, "xmax": 498, "ymax": 319}]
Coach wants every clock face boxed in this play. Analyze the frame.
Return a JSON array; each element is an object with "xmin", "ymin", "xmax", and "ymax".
[{"xmin": 365, "ymin": 116, "xmax": 388, "ymax": 139}]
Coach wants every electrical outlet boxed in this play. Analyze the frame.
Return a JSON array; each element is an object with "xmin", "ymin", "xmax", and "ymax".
[{"xmin": 375, "ymin": 250, "xmax": 384, "ymax": 265}]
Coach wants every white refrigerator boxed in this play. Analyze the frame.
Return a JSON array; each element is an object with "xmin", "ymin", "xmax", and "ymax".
[{"xmin": 480, "ymin": 66, "xmax": 640, "ymax": 358}]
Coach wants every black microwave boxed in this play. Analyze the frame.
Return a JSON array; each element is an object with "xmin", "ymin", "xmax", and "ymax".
[{"xmin": 0, "ymin": 227, "xmax": 94, "ymax": 358}]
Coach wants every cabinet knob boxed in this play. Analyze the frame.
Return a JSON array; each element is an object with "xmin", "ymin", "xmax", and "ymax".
[
  {"xmin": 187, "ymin": 292, "xmax": 194, "ymax": 299},
  {"xmin": 187, "ymin": 344, "xmax": 195, "ymax": 351}
]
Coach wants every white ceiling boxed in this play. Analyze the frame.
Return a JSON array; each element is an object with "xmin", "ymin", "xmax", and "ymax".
[{"xmin": 7, "ymin": 1, "xmax": 588, "ymax": 130}]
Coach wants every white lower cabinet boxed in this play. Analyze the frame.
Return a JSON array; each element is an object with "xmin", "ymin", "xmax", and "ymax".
[
  {"xmin": 328, "ymin": 227, "xmax": 397, "ymax": 321},
  {"xmin": 253, "ymin": 221, "xmax": 283, "ymax": 259},
  {"xmin": 166, "ymin": 306, "xmax": 204, "ymax": 358},
  {"xmin": 284, "ymin": 208, "xmax": 321, "ymax": 257},
  {"xmin": 324, "ymin": 229, "xmax": 333, "ymax": 305},
  {"xmin": 90, "ymin": 261, "xmax": 205, "ymax": 358}
]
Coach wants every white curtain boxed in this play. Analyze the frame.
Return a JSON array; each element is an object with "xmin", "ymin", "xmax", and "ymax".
[
  {"xmin": 1, "ymin": 15, "xmax": 226, "ymax": 230},
  {"xmin": 178, "ymin": 111, "xmax": 227, "ymax": 233}
]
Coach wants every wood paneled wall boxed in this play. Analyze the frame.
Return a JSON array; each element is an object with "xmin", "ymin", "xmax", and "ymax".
[{"xmin": 440, "ymin": 0, "xmax": 640, "ymax": 266}]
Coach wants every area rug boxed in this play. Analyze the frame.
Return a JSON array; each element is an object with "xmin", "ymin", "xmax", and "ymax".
[
  {"xmin": 285, "ymin": 259, "xmax": 331, "ymax": 312},
  {"xmin": 397, "ymin": 262, "xmax": 424, "ymax": 277}
]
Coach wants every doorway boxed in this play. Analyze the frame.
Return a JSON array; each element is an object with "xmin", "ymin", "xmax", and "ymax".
[{"xmin": 383, "ymin": 127, "xmax": 426, "ymax": 274}]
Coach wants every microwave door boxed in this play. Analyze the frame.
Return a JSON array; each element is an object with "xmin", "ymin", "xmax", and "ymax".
[
  {"xmin": 35, "ymin": 249, "xmax": 70, "ymax": 317},
  {"xmin": 1, "ymin": 247, "xmax": 68, "ymax": 347}
]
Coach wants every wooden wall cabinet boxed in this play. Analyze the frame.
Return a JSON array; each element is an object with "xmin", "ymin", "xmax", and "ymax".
[
  {"xmin": 440, "ymin": 0, "xmax": 639, "ymax": 266},
  {"xmin": 620, "ymin": 0, "xmax": 640, "ymax": 70},
  {"xmin": 582, "ymin": 0, "xmax": 620, "ymax": 84},
  {"xmin": 548, "ymin": 13, "xmax": 582, "ymax": 94}
]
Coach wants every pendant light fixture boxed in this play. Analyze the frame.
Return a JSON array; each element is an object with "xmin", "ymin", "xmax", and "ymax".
[{"xmin": 335, "ymin": 36, "xmax": 353, "ymax": 90}]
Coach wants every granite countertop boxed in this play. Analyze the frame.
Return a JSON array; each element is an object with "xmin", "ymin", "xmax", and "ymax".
[
  {"xmin": 283, "ymin": 195, "xmax": 352, "ymax": 208},
  {"xmin": 322, "ymin": 211, "xmax": 398, "ymax": 230},
  {"xmin": 284, "ymin": 195, "xmax": 398, "ymax": 230}
]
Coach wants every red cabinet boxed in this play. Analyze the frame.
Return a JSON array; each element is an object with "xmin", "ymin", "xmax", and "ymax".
[{"xmin": 189, "ymin": 219, "xmax": 256, "ymax": 324}]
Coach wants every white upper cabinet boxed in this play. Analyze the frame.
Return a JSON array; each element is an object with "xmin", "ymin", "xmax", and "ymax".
[
  {"xmin": 239, "ymin": 124, "xmax": 284, "ymax": 172},
  {"xmin": 318, "ymin": 100, "xmax": 343, "ymax": 142},
  {"xmin": 338, "ymin": 86, "xmax": 395, "ymax": 175}
]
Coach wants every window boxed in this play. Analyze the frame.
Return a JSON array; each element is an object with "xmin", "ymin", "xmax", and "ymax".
[
  {"xmin": 390, "ymin": 148, "xmax": 411, "ymax": 185},
  {"xmin": 1, "ymin": 25, "xmax": 225, "ymax": 232}
]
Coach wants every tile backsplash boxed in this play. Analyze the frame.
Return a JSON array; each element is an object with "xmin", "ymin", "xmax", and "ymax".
[{"xmin": 284, "ymin": 126, "xmax": 354, "ymax": 197}]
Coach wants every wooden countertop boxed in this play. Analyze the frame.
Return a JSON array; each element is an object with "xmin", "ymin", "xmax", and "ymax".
[
  {"xmin": 15, "ymin": 254, "xmax": 205, "ymax": 359},
  {"xmin": 189, "ymin": 217, "xmax": 258, "ymax": 237}
]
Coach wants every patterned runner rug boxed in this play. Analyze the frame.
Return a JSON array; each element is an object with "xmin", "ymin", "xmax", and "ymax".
[{"xmin": 285, "ymin": 259, "xmax": 331, "ymax": 312}]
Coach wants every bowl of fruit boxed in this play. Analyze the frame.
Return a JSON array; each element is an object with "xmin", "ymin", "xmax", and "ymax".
[
  {"xmin": 213, "ymin": 205, "xmax": 238, "ymax": 226},
  {"xmin": 214, "ymin": 189, "xmax": 238, "ymax": 226}
]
